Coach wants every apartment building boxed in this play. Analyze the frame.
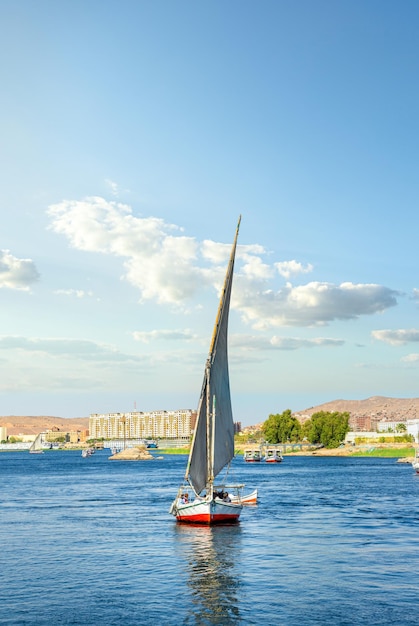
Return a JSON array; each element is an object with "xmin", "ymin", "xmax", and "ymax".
[{"xmin": 89, "ymin": 409, "xmax": 197, "ymax": 440}]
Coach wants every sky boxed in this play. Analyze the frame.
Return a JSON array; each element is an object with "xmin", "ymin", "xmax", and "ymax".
[{"xmin": 1, "ymin": 0, "xmax": 419, "ymax": 425}]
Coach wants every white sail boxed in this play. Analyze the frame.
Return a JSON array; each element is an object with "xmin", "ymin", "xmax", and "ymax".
[
  {"xmin": 185, "ymin": 217, "xmax": 240, "ymax": 495},
  {"xmin": 29, "ymin": 432, "xmax": 45, "ymax": 454}
]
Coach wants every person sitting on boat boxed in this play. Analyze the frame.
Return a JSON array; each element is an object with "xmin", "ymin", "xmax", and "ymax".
[
  {"xmin": 222, "ymin": 491, "xmax": 231, "ymax": 502},
  {"xmin": 181, "ymin": 492, "xmax": 189, "ymax": 504}
]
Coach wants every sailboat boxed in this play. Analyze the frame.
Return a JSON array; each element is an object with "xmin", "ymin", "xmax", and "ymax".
[
  {"xmin": 29, "ymin": 433, "xmax": 45, "ymax": 454},
  {"xmin": 170, "ymin": 217, "xmax": 244, "ymax": 524}
]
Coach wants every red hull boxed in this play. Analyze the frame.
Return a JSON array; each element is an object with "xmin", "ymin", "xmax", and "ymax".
[{"xmin": 176, "ymin": 513, "xmax": 240, "ymax": 524}]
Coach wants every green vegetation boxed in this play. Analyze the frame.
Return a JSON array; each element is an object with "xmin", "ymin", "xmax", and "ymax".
[
  {"xmin": 156, "ymin": 448, "xmax": 189, "ymax": 454},
  {"xmin": 355, "ymin": 434, "xmax": 413, "ymax": 444},
  {"xmin": 351, "ymin": 447, "xmax": 415, "ymax": 457},
  {"xmin": 261, "ymin": 409, "xmax": 350, "ymax": 449},
  {"xmin": 262, "ymin": 409, "xmax": 302, "ymax": 443},
  {"xmin": 304, "ymin": 411, "xmax": 350, "ymax": 448}
]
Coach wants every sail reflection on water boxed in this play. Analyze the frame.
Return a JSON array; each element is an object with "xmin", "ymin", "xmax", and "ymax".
[{"xmin": 174, "ymin": 524, "xmax": 242, "ymax": 625}]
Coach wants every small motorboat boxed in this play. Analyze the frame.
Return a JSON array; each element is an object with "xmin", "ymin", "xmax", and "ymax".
[
  {"xmin": 243, "ymin": 447, "xmax": 262, "ymax": 462},
  {"xmin": 228, "ymin": 488, "xmax": 258, "ymax": 505},
  {"xmin": 265, "ymin": 447, "xmax": 283, "ymax": 463}
]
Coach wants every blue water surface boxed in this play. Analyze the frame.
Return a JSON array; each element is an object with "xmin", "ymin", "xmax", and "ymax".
[{"xmin": 1, "ymin": 450, "xmax": 419, "ymax": 625}]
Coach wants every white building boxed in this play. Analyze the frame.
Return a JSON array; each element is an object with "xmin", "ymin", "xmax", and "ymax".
[
  {"xmin": 345, "ymin": 431, "xmax": 398, "ymax": 444},
  {"xmin": 377, "ymin": 420, "xmax": 406, "ymax": 433},
  {"xmin": 377, "ymin": 419, "xmax": 419, "ymax": 442},
  {"xmin": 406, "ymin": 419, "xmax": 419, "ymax": 443},
  {"xmin": 89, "ymin": 409, "xmax": 196, "ymax": 441},
  {"xmin": 346, "ymin": 418, "xmax": 419, "ymax": 444}
]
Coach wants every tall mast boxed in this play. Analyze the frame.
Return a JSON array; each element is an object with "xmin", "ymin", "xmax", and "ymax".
[{"xmin": 206, "ymin": 361, "xmax": 212, "ymax": 495}]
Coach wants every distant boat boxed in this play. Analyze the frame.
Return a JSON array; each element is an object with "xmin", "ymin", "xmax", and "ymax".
[
  {"xmin": 412, "ymin": 448, "xmax": 419, "ymax": 474},
  {"xmin": 82, "ymin": 447, "xmax": 95, "ymax": 458},
  {"xmin": 169, "ymin": 218, "xmax": 243, "ymax": 524},
  {"xmin": 244, "ymin": 447, "xmax": 262, "ymax": 462},
  {"xmin": 265, "ymin": 446, "xmax": 283, "ymax": 463},
  {"xmin": 29, "ymin": 433, "xmax": 44, "ymax": 454}
]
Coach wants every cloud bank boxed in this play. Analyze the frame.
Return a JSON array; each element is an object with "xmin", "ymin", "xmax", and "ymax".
[
  {"xmin": 47, "ymin": 197, "xmax": 400, "ymax": 328},
  {"xmin": 372, "ymin": 329, "xmax": 419, "ymax": 346}
]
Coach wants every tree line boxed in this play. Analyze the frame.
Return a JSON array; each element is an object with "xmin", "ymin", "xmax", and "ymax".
[{"xmin": 261, "ymin": 409, "xmax": 350, "ymax": 449}]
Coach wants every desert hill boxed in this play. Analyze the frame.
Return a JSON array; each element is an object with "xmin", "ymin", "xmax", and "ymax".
[
  {"xmin": 242, "ymin": 396, "xmax": 419, "ymax": 432},
  {"xmin": 295, "ymin": 396, "xmax": 419, "ymax": 421},
  {"xmin": 0, "ymin": 415, "xmax": 89, "ymax": 436}
]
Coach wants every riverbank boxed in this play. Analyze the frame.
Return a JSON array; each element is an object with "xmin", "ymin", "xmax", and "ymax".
[
  {"xmin": 284, "ymin": 443, "xmax": 416, "ymax": 460},
  {"xmin": 159, "ymin": 443, "xmax": 417, "ymax": 459}
]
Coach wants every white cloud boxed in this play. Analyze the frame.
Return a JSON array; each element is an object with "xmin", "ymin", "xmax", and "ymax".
[
  {"xmin": 132, "ymin": 329, "xmax": 198, "ymax": 343},
  {"xmin": 242, "ymin": 255, "xmax": 273, "ymax": 281},
  {"xmin": 270, "ymin": 336, "xmax": 344, "ymax": 349},
  {"xmin": 401, "ymin": 353, "xmax": 419, "ymax": 363},
  {"xmin": 201, "ymin": 240, "xmax": 232, "ymax": 264},
  {"xmin": 47, "ymin": 197, "xmax": 206, "ymax": 305},
  {"xmin": 372, "ymin": 329, "xmax": 419, "ymax": 346},
  {"xmin": 275, "ymin": 260, "xmax": 313, "ymax": 278},
  {"xmin": 46, "ymin": 197, "xmax": 400, "ymax": 327},
  {"xmin": 230, "ymin": 333, "xmax": 344, "ymax": 350},
  {"xmin": 54, "ymin": 289, "xmax": 94, "ymax": 298},
  {"xmin": 235, "ymin": 281, "xmax": 399, "ymax": 329},
  {"xmin": 0, "ymin": 250, "xmax": 40, "ymax": 291},
  {"xmin": 105, "ymin": 179, "xmax": 119, "ymax": 196},
  {"xmin": 0, "ymin": 336, "xmax": 142, "ymax": 363}
]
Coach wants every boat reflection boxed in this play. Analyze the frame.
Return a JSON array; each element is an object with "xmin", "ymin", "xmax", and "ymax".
[{"xmin": 174, "ymin": 523, "xmax": 242, "ymax": 625}]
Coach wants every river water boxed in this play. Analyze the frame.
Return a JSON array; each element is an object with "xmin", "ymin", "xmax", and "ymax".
[{"xmin": 0, "ymin": 450, "xmax": 418, "ymax": 625}]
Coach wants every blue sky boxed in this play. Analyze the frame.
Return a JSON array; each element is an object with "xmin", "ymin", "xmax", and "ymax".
[{"xmin": 1, "ymin": 0, "xmax": 419, "ymax": 425}]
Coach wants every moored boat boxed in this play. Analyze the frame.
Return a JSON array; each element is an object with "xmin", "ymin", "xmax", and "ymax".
[
  {"xmin": 169, "ymin": 218, "xmax": 243, "ymax": 525},
  {"xmin": 265, "ymin": 447, "xmax": 283, "ymax": 463},
  {"xmin": 82, "ymin": 447, "xmax": 95, "ymax": 457},
  {"xmin": 244, "ymin": 447, "xmax": 262, "ymax": 462},
  {"xmin": 228, "ymin": 488, "xmax": 258, "ymax": 505}
]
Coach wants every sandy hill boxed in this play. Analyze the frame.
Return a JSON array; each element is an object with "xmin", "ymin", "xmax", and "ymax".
[
  {"xmin": 242, "ymin": 396, "xmax": 419, "ymax": 431},
  {"xmin": 0, "ymin": 415, "xmax": 90, "ymax": 436},
  {"xmin": 294, "ymin": 396, "xmax": 419, "ymax": 421}
]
